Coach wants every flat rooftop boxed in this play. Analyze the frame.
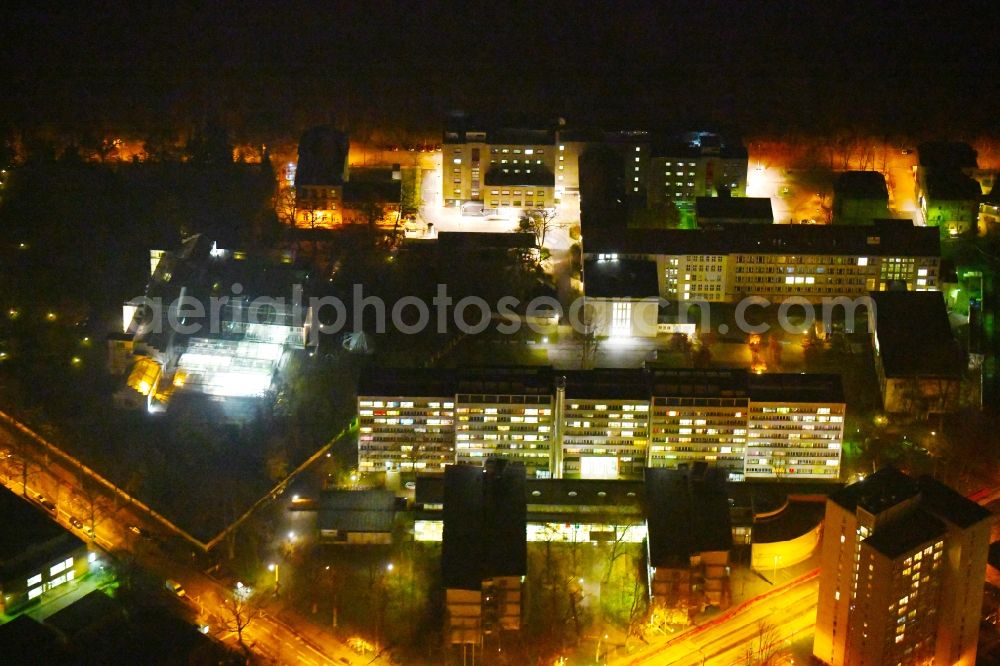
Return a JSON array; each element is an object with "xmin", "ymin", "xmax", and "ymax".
[
  {"xmin": 0, "ymin": 487, "xmax": 86, "ymax": 581},
  {"xmin": 583, "ymin": 258, "xmax": 660, "ymax": 298},
  {"xmin": 863, "ymin": 509, "xmax": 946, "ymax": 559},
  {"xmin": 695, "ymin": 196, "xmax": 773, "ymax": 220},
  {"xmin": 830, "ymin": 467, "xmax": 921, "ymax": 515},
  {"xmin": 871, "ymin": 291, "xmax": 963, "ymax": 378},
  {"xmin": 584, "ymin": 219, "xmax": 940, "ymax": 258},
  {"xmin": 834, "ymin": 171, "xmax": 889, "ymax": 200}
]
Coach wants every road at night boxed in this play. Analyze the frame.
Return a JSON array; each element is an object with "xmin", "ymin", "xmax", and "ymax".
[
  {"xmin": 0, "ymin": 413, "xmax": 366, "ymax": 665},
  {"xmin": 616, "ymin": 571, "xmax": 818, "ymax": 666}
]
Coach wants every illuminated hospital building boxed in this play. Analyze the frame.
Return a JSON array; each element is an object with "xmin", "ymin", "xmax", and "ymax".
[
  {"xmin": 583, "ymin": 219, "xmax": 941, "ymax": 306},
  {"xmin": 358, "ymin": 367, "xmax": 845, "ymax": 481}
]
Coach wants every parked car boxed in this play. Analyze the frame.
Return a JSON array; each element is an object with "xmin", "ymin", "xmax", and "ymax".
[
  {"xmin": 165, "ymin": 579, "xmax": 186, "ymax": 597},
  {"xmin": 35, "ymin": 495, "xmax": 56, "ymax": 513},
  {"xmin": 69, "ymin": 516, "xmax": 84, "ymax": 529}
]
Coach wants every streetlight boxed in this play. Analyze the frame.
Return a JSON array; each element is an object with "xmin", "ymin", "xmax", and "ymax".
[
  {"xmin": 386, "ymin": 562, "xmax": 394, "ymax": 573},
  {"xmin": 596, "ymin": 633, "xmax": 609, "ymax": 663},
  {"xmin": 268, "ymin": 563, "xmax": 279, "ymax": 584}
]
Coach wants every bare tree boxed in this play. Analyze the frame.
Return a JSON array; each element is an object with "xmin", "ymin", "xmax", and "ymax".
[
  {"xmin": 273, "ymin": 184, "xmax": 297, "ymax": 228},
  {"xmin": 742, "ymin": 620, "xmax": 781, "ymax": 666},
  {"xmin": 221, "ymin": 586, "xmax": 262, "ymax": 648},
  {"xmin": 518, "ymin": 209, "xmax": 558, "ymax": 249},
  {"xmin": 75, "ymin": 475, "xmax": 109, "ymax": 535},
  {"xmin": 4, "ymin": 436, "xmax": 40, "ymax": 497}
]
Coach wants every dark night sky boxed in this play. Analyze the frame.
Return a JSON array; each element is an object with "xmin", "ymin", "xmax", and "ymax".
[{"xmin": 1, "ymin": 1, "xmax": 997, "ymax": 139}]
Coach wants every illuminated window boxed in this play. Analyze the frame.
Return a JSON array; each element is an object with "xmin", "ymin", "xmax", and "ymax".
[{"xmin": 611, "ymin": 302, "xmax": 631, "ymax": 336}]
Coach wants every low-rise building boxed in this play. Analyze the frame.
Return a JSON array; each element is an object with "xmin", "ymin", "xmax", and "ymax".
[
  {"xmin": 317, "ymin": 490, "xmax": 396, "ymax": 544},
  {"xmin": 116, "ymin": 235, "xmax": 308, "ymax": 411},
  {"xmin": 341, "ymin": 173, "xmax": 402, "ymax": 228},
  {"xmin": 868, "ymin": 291, "xmax": 964, "ymax": 416},
  {"xmin": 0, "ymin": 488, "xmax": 90, "ymax": 615},
  {"xmin": 582, "ymin": 258, "xmax": 660, "ymax": 338},
  {"xmin": 919, "ymin": 170, "xmax": 982, "ymax": 237},
  {"xmin": 833, "ymin": 171, "xmax": 889, "ymax": 225}
]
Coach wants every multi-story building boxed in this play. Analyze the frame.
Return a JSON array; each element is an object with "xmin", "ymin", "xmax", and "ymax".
[
  {"xmin": 868, "ymin": 291, "xmax": 964, "ymax": 416},
  {"xmin": 293, "ymin": 125, "xmax": 350, "ymax": 229},
  {"xmin": 919, "ymin": 170, "xmax": 983, "ymax": 237},
  {"xmin": 454, "ymin": 368, "xmax": 555, "ymax": 474},
  {"xmin": 915, "ymin": 141, "xmax": 984, "ymax": 237},
  {"xmin": 648, "ymin": 369, "xmax": 750, "ymax": 475},
  {"xmin": 813, "ymin": 468, "xmax": 992, "ymax": 666},
  {"xmin": 357, "ymin": 369, "xmax": 456, "ymax": 472},
  {"xmin": 583, "ymin": 219, "xmax": 941, "ymax": 304},
  {"xmin": 744, "ymin": 374, "xmax": 846, "ymax": 480},
  {"xmin": 442, "ymin": 114, "xmax": 558, "ymax": 210},
  {"xmin": 646, "ymin": 132, "xmax": 748, "ymax": 208},
  {"xmin": 357, "ymin": 367, "xmax": 845, "ymax": 480},
  {"xmin": 561, "ymin": 370, "xmax": 651, "ymax": 478}
]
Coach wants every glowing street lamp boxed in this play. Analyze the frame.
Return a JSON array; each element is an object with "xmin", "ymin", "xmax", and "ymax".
[{"xmin": 268, "ymin": 562, "xmax": 279, "ymax": 584}]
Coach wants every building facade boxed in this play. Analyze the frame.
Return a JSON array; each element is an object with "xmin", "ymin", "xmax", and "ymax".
[
  {"xmin": 293, "ymin": 125, "xmax": 350, "ymax": 229},
  {"xmin": 442, "ymin": 115, "xmax": 558, "ymax": 209},
  {"xmin": 646, "ymin": 132, "xmax": 748, "ymax": 207},
  {"xmin": 584, "ymin": 220, "xmax": 941, "ymax": 304},
  {"xmin": 813, "ymin": 469, "xmax": 992, "ymax": 666},
  {"xmin": 0, "ymin": 489, "xmax": 91, "ymax": 615},
  {"xmin": 358, "ymin": 367, "xmax": 845, "ymax": 481}
]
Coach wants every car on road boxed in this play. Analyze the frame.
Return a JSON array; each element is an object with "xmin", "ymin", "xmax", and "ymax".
[
  {"xmin": 128, "ymin": 524, "xmax": 151, "ymax": 539},
  {"xmin": 35, "ymin": 495, "xmax": 56, "ymax": 513},
  {"xmin": 69, "ymin": 516, "xmax": 84, "ymax": 530},
  {"xmin": 165, "ymin": 579, "xmax": 186, "ymax": 597}
]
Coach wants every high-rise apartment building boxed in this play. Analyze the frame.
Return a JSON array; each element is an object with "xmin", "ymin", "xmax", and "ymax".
[
  {"xmin": 813, "ymin": 468, "xmax": 992, "ymax": 666},
  {"xmin": 358, "ymin": 367, "xmax": 845, "ymax": 481}
]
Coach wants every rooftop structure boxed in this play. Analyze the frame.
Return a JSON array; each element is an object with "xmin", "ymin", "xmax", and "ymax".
[
  {"xmin": 0, "ymin": 488, "xmax": 90, "ymax": 615},
  {"xmin": 695, "ymin": 196, "xmax": 773, "ymax": 224},
  {"xmin": 116, "ymin": 235, "xmax": 308, "ymax": 411},
  {"xmin": 317, "ymin": 490, "xmax": 396, "ymax": 544},
  {"xmin": 868, "ymin": 291, "xmax": 963, "ymax": 415},
  {"xmin": 582, "ymin": 258, "xmax": 660, "ymax": 298}
]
